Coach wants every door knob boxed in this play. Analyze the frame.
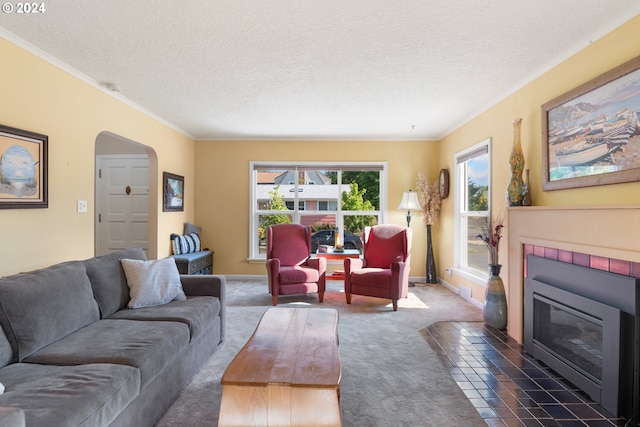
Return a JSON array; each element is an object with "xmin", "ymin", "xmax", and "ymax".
[{"xmin": 125, "ymin": 185, "xmax": 131, "ymax": 195}]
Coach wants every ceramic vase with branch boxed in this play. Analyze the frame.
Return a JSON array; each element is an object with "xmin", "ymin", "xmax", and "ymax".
[
  {"xmin": 476, "ymin": 215, "xmax": 507, "ymax": 329},
  {"xmin": 416, "ymin": 173, "xmax": 441, "ymax": 284}
]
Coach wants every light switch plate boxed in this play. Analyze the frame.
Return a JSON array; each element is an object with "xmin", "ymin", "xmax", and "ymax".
[{"xmin": 77, "ymin": 200, "xmax": 88, "ymax": 213}]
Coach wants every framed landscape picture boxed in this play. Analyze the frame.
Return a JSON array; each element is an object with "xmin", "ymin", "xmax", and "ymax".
[
  {"xmin": 0, "ymin": 125, "xmax": 48, "ymax": 209},
  {"xmin": 163, "ymin": 172, "xmax": 184, "ymax": 212},
  {"xmin": 541, "ymin": 54, "xmax": 640, "ymax": 191}
]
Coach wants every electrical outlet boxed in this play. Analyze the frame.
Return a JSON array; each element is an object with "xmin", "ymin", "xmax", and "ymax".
[{"xmin": 77, "ymin": 200, "xmax": 88, "ymax": 213}]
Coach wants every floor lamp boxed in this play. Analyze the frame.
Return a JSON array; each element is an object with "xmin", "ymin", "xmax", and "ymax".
[{"xmin": 397, "ymin": 190, "xmax": 421, "ymax": 286}]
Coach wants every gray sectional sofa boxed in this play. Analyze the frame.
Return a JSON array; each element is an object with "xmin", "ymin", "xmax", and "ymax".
[{"xmin": 0, "ymin": 248, "xmax": 226, "ymax": 427}]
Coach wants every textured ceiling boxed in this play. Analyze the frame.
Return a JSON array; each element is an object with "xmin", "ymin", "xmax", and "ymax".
[{"xmin": 1, "ymin": 1, "xmax": 639, "ymax": 141}]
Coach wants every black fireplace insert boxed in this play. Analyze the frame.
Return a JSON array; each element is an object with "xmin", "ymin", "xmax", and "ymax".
[{"xmin": 524, "ymin": 255, "xmax": 639, "ymax": 418}]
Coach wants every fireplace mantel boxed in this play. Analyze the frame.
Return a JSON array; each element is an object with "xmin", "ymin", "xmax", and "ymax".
[{"xmin": 507, "ymin": 204, "xmax": 640, "ymax": 343}]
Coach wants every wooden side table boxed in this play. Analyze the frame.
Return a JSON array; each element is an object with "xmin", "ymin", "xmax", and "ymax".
[{"xmin": 316, "ymin": 249, "xmax": 360, "ymax": 280}]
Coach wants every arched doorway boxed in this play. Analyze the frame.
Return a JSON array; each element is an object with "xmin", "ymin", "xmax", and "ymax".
[{"xmin": 95, "ymin": 132, "xmax": 158, "ymax": 259}]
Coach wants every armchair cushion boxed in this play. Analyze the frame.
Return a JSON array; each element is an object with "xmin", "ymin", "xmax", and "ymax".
[
  {"xmin": 350, "ymin": 268, "xmax": 391, "ymax": 288},
  {"xmin": 278, "ymin": 266, "xmax": 321, "ymax": 285}
]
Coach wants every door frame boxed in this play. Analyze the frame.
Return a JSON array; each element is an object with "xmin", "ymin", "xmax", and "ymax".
[{"xmin": 95, "ymin": 131, "xmax": 158, "ymax": 259}]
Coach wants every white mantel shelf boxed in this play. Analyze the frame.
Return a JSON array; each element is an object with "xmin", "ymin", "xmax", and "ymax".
[{"xmin": 506, "ymin": 204, "xmax": 640, "ymax": 343}]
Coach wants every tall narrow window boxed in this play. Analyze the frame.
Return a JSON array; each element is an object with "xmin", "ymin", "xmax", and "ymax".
[
  {"xmin": 250, "ymin": 162, "xmax": 387, "ymax": 259},
  {"xmin": 454, "ymin": 139, "xmax": 491, "ymax": 278}
]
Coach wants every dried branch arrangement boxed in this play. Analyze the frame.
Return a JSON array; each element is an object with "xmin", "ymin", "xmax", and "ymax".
[{"xmin": 415, "ymin": 172, "xmax": 441, "ymax": 226}]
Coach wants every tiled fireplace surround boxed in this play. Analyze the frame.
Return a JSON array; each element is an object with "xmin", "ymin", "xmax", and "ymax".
[
  {"xmin": 523, "ymin": 244, "xmax": 640, "ymax": 279},
  {"xmin": 506, "ymin": 205, "xmax": 640, "ymax": 344}
]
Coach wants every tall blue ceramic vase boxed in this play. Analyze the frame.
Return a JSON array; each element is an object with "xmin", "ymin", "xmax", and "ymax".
[{"xmin": 483, "ymin": 264, "xmax": 507, "ymax": 329}]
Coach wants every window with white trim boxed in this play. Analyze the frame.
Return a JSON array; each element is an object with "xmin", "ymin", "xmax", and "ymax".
[
  {"xmin": 250, "ymin": 162, "xmax": 387, "ymax": 259},
  {"xmin": 454, "ymin": 139, "xmax": 491, "ymax": 278}
]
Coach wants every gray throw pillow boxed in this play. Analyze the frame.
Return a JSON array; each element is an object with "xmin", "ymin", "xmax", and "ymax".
[{"xmin": 120, "ymin": 258, "xmax": 187, "ymax": 309}]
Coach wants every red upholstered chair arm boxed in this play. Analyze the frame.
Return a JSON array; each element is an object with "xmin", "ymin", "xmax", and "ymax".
[
  {"xmin": 306, "ymin": 256, "xmax": 327, "ymax": 274},
  {"xmin": 344, "ymin": 257, "xmax": 364, "ymax": 274},
  {"xmin": 307, "ymin": 256, "xmax": 327, "ymax": 293},
  {"xmin": 265, "ymin": 258, "xmax": 281, "ymax": 295},
  {"xmin": 344, "ymin": 257, "xmax": 363, "ymax": 292},
  {"xmin": 390, "ymin": 261, "xmax": 407, "ymax": 300}
]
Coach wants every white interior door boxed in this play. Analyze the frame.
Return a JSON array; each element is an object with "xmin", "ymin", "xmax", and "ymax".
[{"xmin": 96, "ymin": 155, "xmax": 149, "ymax": 256}]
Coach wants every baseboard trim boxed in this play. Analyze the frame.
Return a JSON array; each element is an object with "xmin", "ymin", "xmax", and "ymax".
[
  {"xmin": 223, "ymin": 275, "xmax": 266, "ymax": 281},
  {"xmin": 225, "ymin": 275, "xmax": 430, "ymax": 283},
  {"xmin": 440, "ymin": 278, "xmax": 483, "ymax": 309}
]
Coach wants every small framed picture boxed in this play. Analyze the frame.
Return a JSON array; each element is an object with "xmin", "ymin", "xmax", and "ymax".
[{"xmin": 163, "ymin": 172, "xmax": 184, "ymax": 212}]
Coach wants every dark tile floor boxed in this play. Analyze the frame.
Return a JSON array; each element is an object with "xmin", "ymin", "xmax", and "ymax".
[{"xmin": 424, "ymin": 321, "xmax": 633, "ymax": 427}]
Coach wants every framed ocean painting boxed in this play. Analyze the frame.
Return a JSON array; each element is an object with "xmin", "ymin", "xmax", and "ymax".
[{"xmin": 0, "ymin": 125, "xmax": 48, "ymax": 208}]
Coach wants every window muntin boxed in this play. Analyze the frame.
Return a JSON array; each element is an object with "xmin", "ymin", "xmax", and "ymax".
[
  {"xmin": 455, "ymin": 139, "xmax": 491, "ymax": 278},
  {"xmin": 251, "ymin": 163, "xmax": 386, "ymax": 258}
]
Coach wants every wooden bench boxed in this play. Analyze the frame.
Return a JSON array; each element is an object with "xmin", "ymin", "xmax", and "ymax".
[{"xmin": 219, "ymin": 307, "xmax": 341, "ymax": 426}]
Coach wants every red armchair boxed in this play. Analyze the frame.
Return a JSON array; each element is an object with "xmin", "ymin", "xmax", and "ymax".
[
  {"xmin": 344, "ymin": 224, "xmax": 412, "ymax": 311},
  {"xmin": 266, "ymin": 224, "xmax": 327, "ymax": 306}
]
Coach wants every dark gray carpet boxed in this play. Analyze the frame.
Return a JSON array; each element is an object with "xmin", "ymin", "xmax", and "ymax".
[{"xmin": 155, "ymin": 278, "xmax": 485, "ymax": 427}]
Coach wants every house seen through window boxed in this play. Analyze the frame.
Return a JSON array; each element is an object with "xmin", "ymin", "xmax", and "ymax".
[{"xmin": 250, "ymin": 162, "xmax": 387, "ymax": 259}]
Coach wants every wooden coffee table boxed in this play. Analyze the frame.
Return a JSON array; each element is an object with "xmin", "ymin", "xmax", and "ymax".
[{"xmin": 218, "ymin": 307, "xmax": 341, "ymax": 426}]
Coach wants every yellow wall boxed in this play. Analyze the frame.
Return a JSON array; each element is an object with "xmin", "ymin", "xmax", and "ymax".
[
  {"xmin": 437, "ymin": 15, "xmax": 640, "ymax": 303},
  {"xmin": 0, "ymin": 38, "xmax": 195, "ymax": 276},
  {"xmin": 2, "ymin": 14, "xmax": 639, "ymax": 288},
  {"xmin": 194, "ymin": 140, "xmax": 438, "ymax": 275}
]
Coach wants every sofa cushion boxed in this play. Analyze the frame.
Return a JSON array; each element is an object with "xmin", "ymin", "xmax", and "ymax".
[
  {"xmin": 0, "ymin": 406, "xmax": 25, "ymax": 427},
  {"xmin": 0, "ymin": 328, "xmax": 13, "ymax": 369},
  {"xmin": 0, "ymin": 362, "xmax": 140, "ymax": 427},
  {"xmin": 83, "ymin": 248, "xmax": 147, "ymax": 318},
  {"xmin": 108, "ymin": 296, "xmax": 220, "ymax": 341},
  {"xmin": 24, "ymin": 319, "xmax": 190, "ymax": 389},
  {"xmin": 0, "ymin": 261, "xmax": 100, "ymax": 362},
  {"xmin": 121, "ymin": 258, "xmax": 187, "ymax": 308}
]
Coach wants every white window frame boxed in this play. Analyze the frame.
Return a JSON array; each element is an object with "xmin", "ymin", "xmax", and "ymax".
[
  {"xmin": 249, "ymin": 161, "xmax": 387, "ymax": 260},
  {"xmin": 453, "ymin": 138, "xmax": 492, "ymax": 284}
]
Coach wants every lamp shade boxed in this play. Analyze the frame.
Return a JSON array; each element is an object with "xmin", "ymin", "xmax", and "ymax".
[{"xmin": 397, "ymin": 190, "xmax": 421, "ymax": 211}]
